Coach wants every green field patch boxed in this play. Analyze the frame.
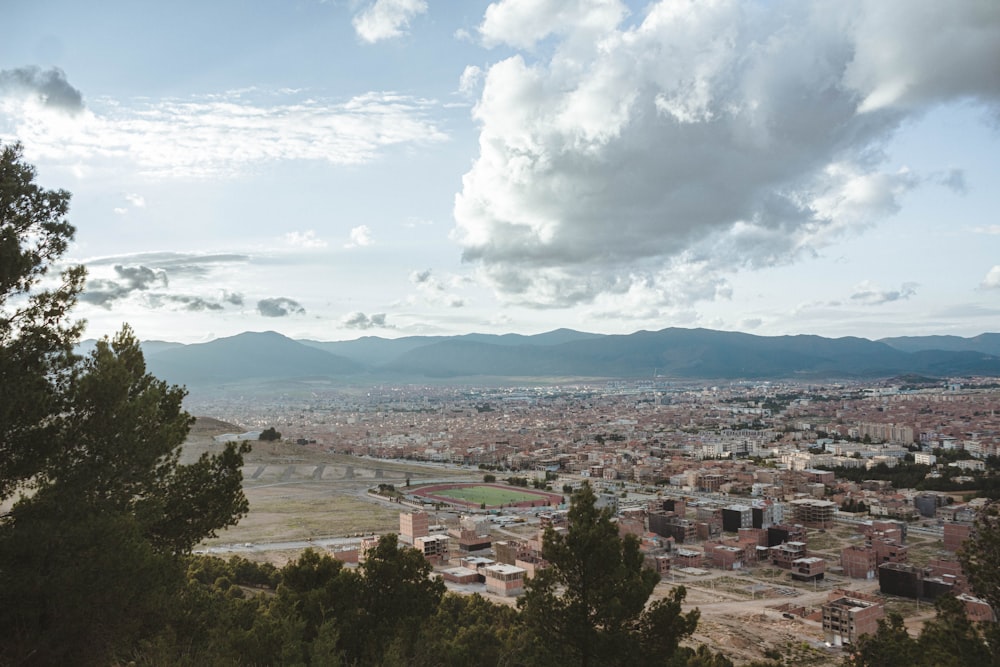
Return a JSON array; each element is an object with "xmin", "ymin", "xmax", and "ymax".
[{"xmin": 429, "ymin": 485, "xmax": 548, "ymax": 507}]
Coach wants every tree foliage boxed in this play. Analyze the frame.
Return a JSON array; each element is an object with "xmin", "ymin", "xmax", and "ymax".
[
  {"xmin": 848, "ymin": 596, "xmax": 1000, "ymax": 667},
  {"xmin": 0, "ymin": 143, "xmax": 250, "ymax": 665},
  {"xmin": 517, "ymin": 482, "xmax": 700, "ymax": 667},
  {"xmin": 259, "ymin": 426, "xmax": 281, "ymax": 441},
  {"xmin": 0, "ymin": 142, "xmax": 85, "ymax": 500},
  {"xmin": 958, "ymin": 499, "xmax": 1000, "ymax": 612}
]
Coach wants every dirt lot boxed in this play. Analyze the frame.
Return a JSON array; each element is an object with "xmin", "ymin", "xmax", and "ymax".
[{"xmin": 185, "ymin": 418, "xmax": 474, "ymax": 557}]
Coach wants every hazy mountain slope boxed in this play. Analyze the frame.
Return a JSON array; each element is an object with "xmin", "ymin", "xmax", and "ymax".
[
  {"xmin": 298, "ymin": 335, "xmax": 446, "ymax": 366},
  {"xmin": 83, "ymin": 327, "xmax": 1000, "ymax": 387},
  {"xmin": 879, "ymin": 333, "xmax": 1000, "ymax": 356},
  {"xmin": 299, "ymin": 328, "xmax": 601, "ymax": 366},
  {"xmin": 378, "ymin": 327, "xmax": 1000, "ymax": 379},
  {"xmin": 144, "ymin": 331, "xmax": 362, "ymax": 386}
]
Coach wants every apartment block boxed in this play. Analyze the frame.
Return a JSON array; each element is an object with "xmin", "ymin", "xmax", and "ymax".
[
  {"xmin": 673, "ymin": 548, "xmax": 704, "ymax": 569},
  {"xmin": 822, "ymin": 592, "xmax": 885, "ymax": 647},
  {"xmin": 399, "ymin": 511, "xmax": 429, "ymax": 545},
  {"xmin": 791, "ymin": 556, "xmax": 826, "ymax": 581},
  {"xmin": 771, "ymin": 541, "xmax": 807, "ymax": 569},
  {"xmin": 789, "ymin": 499, "xmax": 836, "ymax": 528},
  {"xmin": 943, "ymin": 522, "xmax": 973, "ymax": 553},
  {"xmin": 722, "ymin": 505, "xmax": 753, "ymax": 533},
  {"xmin": 414, "ymin": 534, "xmax": 450, "ymax": 565},
  {"xmin": 841, "ymin": 545, "xmax": 877, "ymax": 580},
  {"xmin": 484, "ymin": 564, "xmax": 526, "ymax": 597}
]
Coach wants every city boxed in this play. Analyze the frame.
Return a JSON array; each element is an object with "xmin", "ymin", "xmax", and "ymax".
[{"xmin": 191, "ymin": 376, "xmax": 1000, "ymax": 664}]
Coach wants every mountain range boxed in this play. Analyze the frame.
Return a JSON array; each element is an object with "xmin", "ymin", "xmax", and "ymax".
[{"xmin": 71, "ymin": 328, "xmax": 1000, "ymax": 389}]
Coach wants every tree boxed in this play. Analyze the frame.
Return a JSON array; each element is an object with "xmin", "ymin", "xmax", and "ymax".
[
  {"xmin": 0, "ymin": 330, "xmax": 251, "ymax": 664},
  {"xmin": 957, "ymin": 499, "xmax": 1000, "ymax": 661},
  {"xmin": 351, "ymin": 533, "xmax": 446, "ymax": 664},
  {"xmin": 408, "ymin": 593, "xmax": 520, "ymax": 667},
  {"xmin": 259, "ymin": 426, "xmax": 281, "ymax": 441},
  {"xmin": 915, "ymin": 594, "xmax": 995, "ymax": 667},
  {"xmin": 517, "ymin": 482, "xmax": 700, "ymax": 666},
  {"xmin": 0, "ymin": 146, "xmax": 251, "ymax": 665},
  {"xmin": 847, "ymin": 612, "xmax": 920, "ymax": 667},
  {"xmin": 958, "ymin": 499, "xmax": 1000, "ymax": 612},
  {"xmin": 0, "ymin": 142, "xmax": 85, "ymax": 500}
]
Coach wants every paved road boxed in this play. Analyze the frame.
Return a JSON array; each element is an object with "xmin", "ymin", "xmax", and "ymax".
[{"xmin": 198, "ymin": 535, "xmax": 367, "ymax": 555}]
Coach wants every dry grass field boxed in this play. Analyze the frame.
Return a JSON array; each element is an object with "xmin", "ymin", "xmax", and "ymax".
[{"xmin": 184, "ymin": 417, "xmax": 474, "ymax": 552}]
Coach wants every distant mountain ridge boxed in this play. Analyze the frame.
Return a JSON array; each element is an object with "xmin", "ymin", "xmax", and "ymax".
[
  {"xmin": 879, "ymin": 333, "xmax": 1000, "ymax": 357},
  {"xmin": 75, "ymin": 328, "xmax": 1000, "ymax": 388}
]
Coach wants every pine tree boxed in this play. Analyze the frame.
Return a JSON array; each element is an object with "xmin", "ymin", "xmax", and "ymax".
[
  {"xmin": 517, "ymin": 482, "xmax": 699, "ymax": 666},
  {"xmin": 0, "ymin": 142, "xmax": 85, "ymax": 500},
  {"xmin": 0, "ymin": 143, "xmax": 250, "ymax": 665}
]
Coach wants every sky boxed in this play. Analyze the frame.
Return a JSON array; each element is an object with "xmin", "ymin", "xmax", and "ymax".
[{"xmin": 3, "ymin": 0, "xmax": 999, "ymax": 344}]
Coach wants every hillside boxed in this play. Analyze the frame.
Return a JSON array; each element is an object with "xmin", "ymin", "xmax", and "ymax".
[{"xmin": 75, "ymin": 327, "xmax": 1000, "ymax": 388}]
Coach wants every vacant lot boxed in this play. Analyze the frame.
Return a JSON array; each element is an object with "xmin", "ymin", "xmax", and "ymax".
[{"xmin": 184, "ymin": 418, "xmax": 474, "ymax": 553}]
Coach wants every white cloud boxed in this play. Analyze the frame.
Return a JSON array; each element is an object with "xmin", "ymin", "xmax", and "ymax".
[
  {"xmin": 478, "ymin": 0, "xmax": 627, "ymax": 50},
  {"xmin": 0, "ymin": 88, "xmax": 447, "ymax": 179},
  {"xmin": 982, "ymin": 266, "xmax": 1000, "ymax": 289},
  {"xmin": 77, "ymin": 253, "xmax": 252, "ymax": 314},
  {"xmin": 0, "ymin": 66, "xmax": 83, "ymax": 113},
  {"xmin": 124, "ymin": 193, "xmax": 146, "ymax": 207},
  {"xmin": 849, "ymin": 281, "xmax": 919, "ymax": 305},
  {"xmin": 342, "ymin": 311, "xmax": 390, "ymax": 329},
  {"xmin": 458, "ymin": 66, "xmax": 483, "ymax": 96},
  {"xmin": 258, "ymin": 297, "xmax": 306, "ymax": 317},
  {"xmin": 353, "ymin": 0, "xmax": 428, "ymax": 43},
  {"xmin": 284, "ymin": 230, "xmax": 328, "ymax": 249},
  {"xmin": 408, "ymin": 268, "xmax": 465, "ymax": 307},
  {"xmin": 344, "ymin": 225, "xmax": 373, "ymax": 248},
  {"xmin": 455, "ymin": 0, "xmax": 1000, "ymax": 309}
]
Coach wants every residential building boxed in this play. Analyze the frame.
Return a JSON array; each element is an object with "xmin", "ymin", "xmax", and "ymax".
[
  {"xmin": 822, "ymin": 591, "xmax": 885, "ymax": 647},
  {"xmin": 484, "ymin": 564, "xmax": 526, "ymax": 597},
  {"xmin": 399, "ymin": 511, "xmax": 429, "ymax": 545}
]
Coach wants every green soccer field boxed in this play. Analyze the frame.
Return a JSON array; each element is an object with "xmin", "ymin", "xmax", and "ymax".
[{"xmin": 429, "ymin": 485, "xmax": 548, "ymax": 506}]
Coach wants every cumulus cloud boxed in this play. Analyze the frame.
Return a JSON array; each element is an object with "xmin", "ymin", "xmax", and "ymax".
[
  {"xmin": 78, "ymin": 253, "xmax": 252, "ymax": 312},
  {"xmin": 284, "ymin": 230, "xmax": 328, "ymax": 248},
  {"xmin": 454, "ymin": 0, "xmax": 1000, "ymax": 309},
  {"xmin": 85, "ymin": 252, "xmax": 250, "ymax": 277},
  {"xmin": 353, "ymin": 0, "xmax": 427, "ymax": 43},
  {"xmin": 80, "ymin": 264, "xmax": 168, "ymax": 307},
  {"xmin": 982, "ymin": 266, "xmax": 1000, "ymax": 289},
  {"xmin": 2, "ymin": 89, "xmax": 447, "ymax": 179},
  {"xmin": 147, "ymin": 295, "xmax": 225, "ymax": 312},
  {"xmin": 458, "ymin": 66, "xmax": 483, "ymax": 96},
  {"xmin": 408, "ymin": 268, "xmax": 465, "ymax": 307},
  {"xmin": 345, "ymin": 225, "xmax": 374, "ymax": 248},
  {"xmin": 478, "ymin": 0, "xmax": 627, "ymax": 50},
  {"xmin": 850, "ymin": 281, "xmax": 919, "ymax": 305},
  {"xmin": 342, "ymin": 311, "xmax": 390, "ymax": 329},
  {"xmin": 410, "ymin": 269, "xmax": 433, "ymax": 284},
  {"xmin": 0, "ymin": 66, "xmax": 83, "ymax": 113},
  {"xmin": 223, "ymin": 291, "xmax": 245, "ymax": 306},
  {"xmin": 124, "ymin": 193, "xmax": 146, "ymax": 207},
  {"xmin": 257, "ymin": 297, "xmax": 306, "ymax": 317}
]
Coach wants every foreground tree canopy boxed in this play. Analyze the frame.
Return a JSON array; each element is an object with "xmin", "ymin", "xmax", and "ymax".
[
  {"xmin": 0, "ymin": 143, "xmax": 250, "ymax": 665},
  {"xmin": 518, "ymin": 483, "xmax": 699, "ymax": 667}
]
